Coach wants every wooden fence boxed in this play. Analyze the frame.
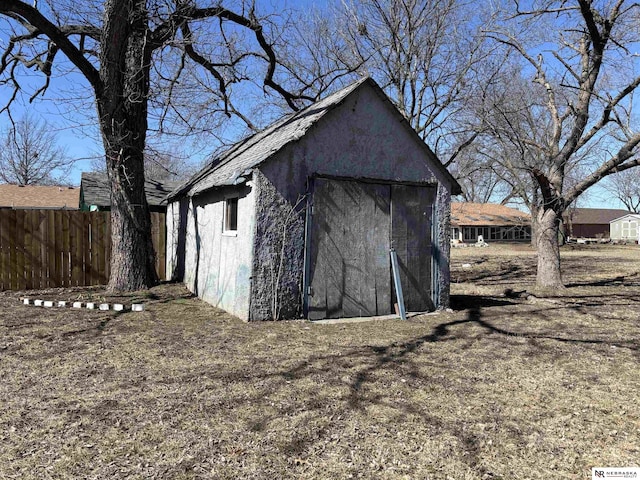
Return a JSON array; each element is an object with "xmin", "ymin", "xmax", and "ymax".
[{"xmin": 0, "ymin": 210, "xmax": 166, "ymax": 291}]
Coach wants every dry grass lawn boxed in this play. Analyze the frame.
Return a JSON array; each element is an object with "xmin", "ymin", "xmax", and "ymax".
[{"xmin": 1, "ymin": 243, "xmax": 639, "ymax": 479}]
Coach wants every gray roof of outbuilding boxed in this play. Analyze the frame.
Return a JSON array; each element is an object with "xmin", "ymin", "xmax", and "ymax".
[
  {"xmin": 169, "ymin": 77, "xmax": 462, "ymax": 199},
  {"xmin": 80, "ymin": 172, "xmax": 180, "ymax": 207}
]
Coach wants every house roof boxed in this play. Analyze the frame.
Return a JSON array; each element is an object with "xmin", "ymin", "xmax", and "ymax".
[
  {"xmin": 563, "ymin": 208, "xmax": 630, "ymax": 225},
  {"xmin": 80, "ymin": 172, "xmax": 180, "ymax": 208},
  {"xmin": 169, "ymin": 77, "xmax": 462, "ymax": 200},
  {"xmin": 451, "ymin": 202, "xmax": 530, "ymax": 227},
  {"xmin": 610, "ymin": 213, "xmax": 640, "ymax": 223},
  {"xmin": 0, "ymin": 184, "xmax": 79, "ymax": 209}
]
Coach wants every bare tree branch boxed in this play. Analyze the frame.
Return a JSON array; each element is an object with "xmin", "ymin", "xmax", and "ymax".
[
  {"xmin": 481, "ymin": 0, "xmax": 640, "ymax": 287},
  {"xmin": 0, "ymin": 0, "xmax": 102, "ymax": 94},
  {"xmin": 0, "ymin": 0, "xmax": 323, "ymax": 291}
]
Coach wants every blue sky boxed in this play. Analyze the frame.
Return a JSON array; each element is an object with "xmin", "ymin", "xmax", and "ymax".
[{"xmin": 0, "ymin": 0, "xmax": 630, "ymax": 210}]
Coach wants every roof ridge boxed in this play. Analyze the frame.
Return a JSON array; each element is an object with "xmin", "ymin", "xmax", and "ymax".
[{"xmin": 169, "ymin": 77, "xmax": 372, "ymax": 199}]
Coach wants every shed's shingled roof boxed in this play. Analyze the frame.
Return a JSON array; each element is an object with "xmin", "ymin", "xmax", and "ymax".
[
  {"xmin": 169, "ymin": 77, "xmax": 461, "ymax": 199},
  {"xmin": 80, "ymin": 172, "xmax": 180, "ymax": 207},
  {"xmin": 451, "ymin": 202, "xmax": 530, "ymax": 227},
  {"xmin": 0, "ymin": 184, "xmax": 79, "ymax": 209},
  {"xmin": 563, "ymin": 208, "xmax": 631, "ymax": 225}
]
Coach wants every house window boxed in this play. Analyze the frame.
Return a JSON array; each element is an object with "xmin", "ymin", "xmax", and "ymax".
[{"xmin": 224, "ymin": 196, "xmax": 238, "ymax": 233}]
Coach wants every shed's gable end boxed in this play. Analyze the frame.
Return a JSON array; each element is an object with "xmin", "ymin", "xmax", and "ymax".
[
  {"xmin": 170, "ymin": 78, "xmax": 461, "ymax": 200},
  {"xmin": 256, "ymin": 79, "xmax": 459, "ymax": 197}
]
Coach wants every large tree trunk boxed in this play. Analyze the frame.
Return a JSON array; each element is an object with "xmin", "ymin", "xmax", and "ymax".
[
  {"xmin": 99, "ymin": 0, "xmax": 158, "ymax": 291},
  {"xmin": 105, "ymin": 147, "xmax": 158, "ymax": 291},
  {"xmin": 535, "ymin": 207, "xmax": 563, "ymax": 289}
]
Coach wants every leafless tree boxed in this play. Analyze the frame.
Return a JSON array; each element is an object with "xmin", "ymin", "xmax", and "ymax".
[
  {"xmin": 258, "ymin": 1, "xmax": 510, "ymax": 202},
  {"xmin": 449, "ymin": 137, "xmax": 516, "ymax": 205},
  {"xmin": 90, "ymin": 144, "xmax": 199, "ymax": 183},
  {"xmin": 0, "ymin": 0, "xmax": 314, "ymax": 291},
  {"xmin": 144, "ymin": 147, "xmax": 200, "ymax": 183},
  {"xmin": 323, "ymin": 0, "xmax": 499, "ymax": 166},
  {"xmin": 462, "ymin": 61, "xmax": 596, "ymax": 246},
  {"xmin": 603, "ymin": 168, "xmax": 640, "ymax": 213},
  {"xmin": 484, "ymin": 0, "xmax": 640, "ymax": 288},
  {"xmin": 0, "ymin": 113, "xmax": 74, "ymax": 185}
]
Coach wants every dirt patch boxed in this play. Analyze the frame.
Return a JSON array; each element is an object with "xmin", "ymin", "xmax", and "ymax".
[{"xmin": 1, "ymin": 247, "xmax": 640, "ymax": 479}]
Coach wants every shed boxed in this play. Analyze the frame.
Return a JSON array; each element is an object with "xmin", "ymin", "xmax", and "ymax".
[
  {"xmin": 79, "ymin": 172, "xmax": 179, "ymax": 212},
  {"xmin": 166, "ymin": 77, "xmax": 462, "ymax": 320},
  {"xmin": 610, "ymin": 213, "xmax": 640, "ymax": 243}
]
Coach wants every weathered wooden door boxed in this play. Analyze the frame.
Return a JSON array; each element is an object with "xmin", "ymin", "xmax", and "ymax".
[
  {"xmin": 306, "ymin": 179, "xmax": 391, "ymax": 319},
  {"xmin": 391, "ymin": 185, "xmax": 436, "ymax": 312},
  {"xmin": 306, "ymin": 178, "xmax": 435, "ymax": 319}
]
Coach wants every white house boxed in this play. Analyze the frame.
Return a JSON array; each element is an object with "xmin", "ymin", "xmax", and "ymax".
[{"xmin": 450, "ymin": 202, "xmax": 531, "ymax": 243}]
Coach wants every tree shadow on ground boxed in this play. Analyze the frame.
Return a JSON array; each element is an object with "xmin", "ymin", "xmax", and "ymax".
[
  {"xmin": 565, "ymin": 273, "xmax": 640, "ymax": 288},
  {"xmin": 450, "ymin": 294, "xmax": 517, "ymax": 309},
  {"xmin": 254, "ymin": 297, "xmax": 640, "ymax": 474},
  {"xmin": 452, "ymin": 261, "xmax": 532, "ymax": 285}
]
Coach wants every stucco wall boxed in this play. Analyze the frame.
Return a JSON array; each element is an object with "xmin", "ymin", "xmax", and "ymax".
[
  {"xmin": 257, "ymin": 84, "xmax": 454, "ymax": 311},
  {"xmin": 168, "ymin": 184, "xmax": 255, "ymax": 319},
  {"xmin": 249, "ymin": 171, "xmax": 306, "ymax": 320},
  {"xmin": 434, "ymin": 183, "xmax": 452, "ymax": 309},
  {"xmin": 166, "ymin": 198, "xmax": 188, "ymax": 282},
  {"xmin": 166, "ymin": 201, "xmax": 178, "ymax": 279}
]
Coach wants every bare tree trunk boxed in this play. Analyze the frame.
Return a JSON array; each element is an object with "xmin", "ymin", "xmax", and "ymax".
[
  {"xmin": 106, "ymin": 147, "xmax": 158, "ymax": 291},
  {"xmin": 535, "ymin": 208, "xmax": 563, "ymax": 289},
  {"xmin": 99, "ymin": 0, "xmax": 157, "ymax": 291}
]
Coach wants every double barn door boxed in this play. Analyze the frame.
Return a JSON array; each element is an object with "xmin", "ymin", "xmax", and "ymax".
[{"xmin": 306, "ymin": 178, "xmax": 435, "ymax": 319}]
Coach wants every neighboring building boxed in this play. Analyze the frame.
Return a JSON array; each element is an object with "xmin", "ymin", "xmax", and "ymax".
[
  {"xmin": 166, "ymin": 77, "xmax": 462, "ymax": 321},
  {"xmin": 562, "ymin": 208, "xmax": 630, "ymax": 239},
  {"xmin": 0, "ymin": 184, "xmax": 79, "ymax": 210},
  {"xmin": 79, "ymin": 172, "xmax": 179, "ymax": 212},
  {"xmin": 610, "ymin": 213, "xmax": 640, "ymax": 243},
  {"xmin": 451, "ymin": 202, "xmax": 531, "ymax": 243}
]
